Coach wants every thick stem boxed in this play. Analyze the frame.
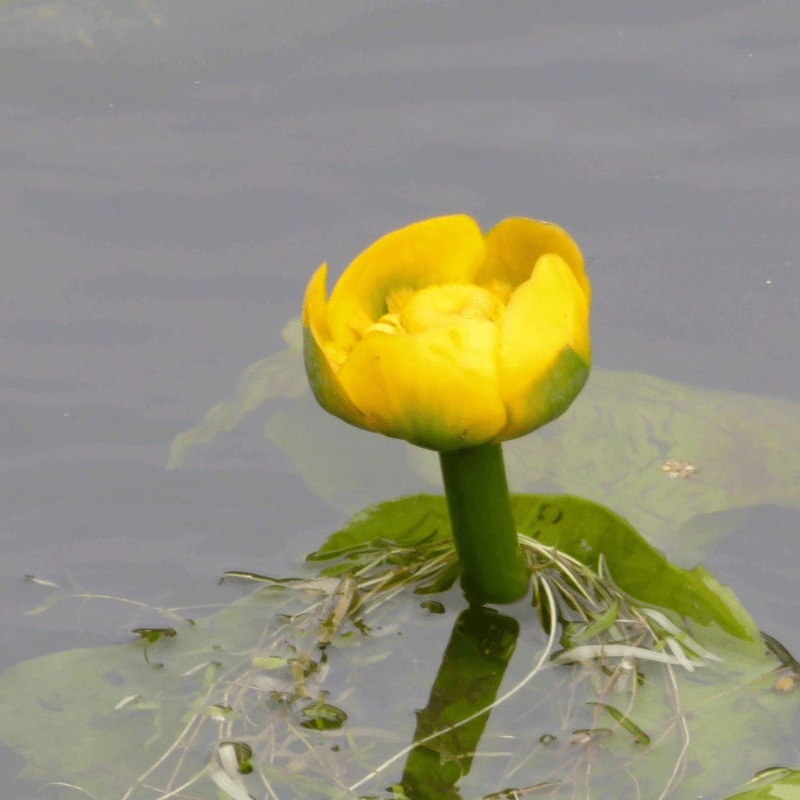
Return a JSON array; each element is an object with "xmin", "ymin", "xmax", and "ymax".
[{"xmin": 439, "ymin": 442, "xmax": 529, "ymax": 605}]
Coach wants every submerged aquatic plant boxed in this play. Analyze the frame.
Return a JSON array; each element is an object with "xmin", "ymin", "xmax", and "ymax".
[{"xmin": 7, "ymin": 499, "xmax": 785, "ymax": 800}]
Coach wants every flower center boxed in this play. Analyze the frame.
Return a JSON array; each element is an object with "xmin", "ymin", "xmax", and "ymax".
[{"xmin": 367, "ymin": 283, "xmax": 509, "ymax": 337}]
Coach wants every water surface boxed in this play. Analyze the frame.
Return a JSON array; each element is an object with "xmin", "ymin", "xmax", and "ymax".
[{"xmin": 1, "ymin": 1, "xmax": 799, "ymax": 795}]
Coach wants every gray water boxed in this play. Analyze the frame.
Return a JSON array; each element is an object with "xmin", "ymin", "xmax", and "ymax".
[{"xmin": 2, "ymin": 0, "xmax": 800, "ymax": 795}]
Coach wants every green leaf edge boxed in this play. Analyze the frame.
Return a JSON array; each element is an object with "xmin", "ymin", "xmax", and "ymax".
[{"xmin": 309, "ymin": 492, "xmax": 760, "ymax": 642}]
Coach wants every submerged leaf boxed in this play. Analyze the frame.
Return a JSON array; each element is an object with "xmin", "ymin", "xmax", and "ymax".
[
  {"xmin": 299, "ymin": 701, "xmax": 348, "ymax": 730},
  {"xmin": 131, "ymin": 627, "xmax": 177, "ymax": 643},
  {"xmin": 23, "ymin": 575, "xmax": 61, "ymax": 589},
  {"xmin": 587, "ymin": 702, "xmax": 651, "ymax": 745},
  {"xmin": 567, "ymin": 599, "xmax": 619, "ymax": 645},
  {"xmin": 220, "ymin": 741, "xmax": 254, "ymax": 774},
  {"xmin": 211, "ymin": 744, "xmax": 254, "ymax": 800},
  {"xmin": 413, "ymin": 563, "xmax": 461, "ymax": 595},
  {"xmin": 169, "ymin": 318, "xmax": 800, "ymax": 558},
  {"xmin": 167, "ymin": 318, "xmax": 306, "ymax": 469},
  {"xmin": 220, "ymin": 571, "xmax": 304, "ymax": 584}
]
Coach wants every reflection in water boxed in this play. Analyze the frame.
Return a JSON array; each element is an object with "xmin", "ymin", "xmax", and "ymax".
[{"xmin": 401, "ymin": 607, "xmax": 519, "ymax": 800}]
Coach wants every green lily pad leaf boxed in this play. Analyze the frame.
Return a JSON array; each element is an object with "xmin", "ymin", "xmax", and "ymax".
[
  {"xmin": 502, "ymin": 369, "xmax": 800, "ymax": 556},
  {"xmin": 514, "ymin": 494, "xmax": 761, "ymax": 642},
  {"xmin": 724, "ymin": 769, "xmax": 800, "ymax": 799},
  {"xmin": 310, "ymin": 493, "xmax": 759, "ymax": 642},
  {"xmin": 169, "ymin": 320, "xmax": 800, "ymax": 557},
  {"xmin": 308, "ymin": 496, "xmax": 449, "ymax": 560}
]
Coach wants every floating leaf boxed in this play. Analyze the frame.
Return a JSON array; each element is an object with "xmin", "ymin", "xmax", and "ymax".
[
  {"xmin": 169, "ymin": 319, "xmax": 800, "ymax": 559},
  {"xmin": 308, "ymin": 499, "xmax": 449, "ymax": 561},
  {"xmin": 723, "ymin": 768, "xmax": 800, "ymax": 799},
  {"xmin": 310, "ymin": 494, "xmax": 759, "ymax": 643},
  {"xmin": 131, "ymin": 627, "xmax": 177, "ymax": 644},
  {"xmin": 299, "ymin": 701, "xmax": 348, "ymax": 730}
]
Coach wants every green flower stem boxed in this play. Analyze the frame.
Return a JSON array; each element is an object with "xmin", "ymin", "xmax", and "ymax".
[{"xmin": 439, "ymin": 442, "xmax": 529, "ymax": 605}]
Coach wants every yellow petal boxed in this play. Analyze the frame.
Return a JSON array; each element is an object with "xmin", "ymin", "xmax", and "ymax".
[
  {"xmin": 479, "ymin": 217, "xmax": 590, "ymax": 301},
  {"xmin": 327, "ymin": 216, "xmax": 486, "ymax": 350},
  {"xmin": 336, "ymin": 319, "xmax": 507, "ymax": 451},
  {"xmin": 496, "ymin": 253, "xmax": 591, "ymax": 440},
  {"xmin": 302, "ymin": 263, "xmax": 331, "ymax": 338},
  {"xmin": 302, "ymin": 264, "xmax": 371, "ymax": 431}
]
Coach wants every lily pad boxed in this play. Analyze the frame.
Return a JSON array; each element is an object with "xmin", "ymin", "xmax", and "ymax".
[
  {"xmin": 724, "ymin": 769, "xmax": 800, "ymax": 799},
  {"xmin": 168, "ymin": 318, "xmax": 800, "ymax": 557},
  {"xmin": 308, "ymin": 493, "xmax": 760, "ymax": 643}
]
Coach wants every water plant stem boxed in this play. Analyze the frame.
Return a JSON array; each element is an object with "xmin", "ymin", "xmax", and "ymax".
[{"xmin": 439, "ymin": 442, "xmax": 529, "ymax": 605}]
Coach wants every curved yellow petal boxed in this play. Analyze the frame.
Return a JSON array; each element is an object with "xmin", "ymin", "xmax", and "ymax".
[
  {"xmin": 302, "ymin": 264, "xmax": 370, "ymax": 431},
  {"xmin": 496, "ymin": 253, "xmax": 591, "ymax": 440},
  {"xmin": 336, "ymin": 319, "xmax": 507, "ymax": 451},
  {"xmin": 327, "ymin": 216, "xmax": 486, "ymax": 350},
  {"xmin": 302, "ymin": 263, "xmax": 331, "ymax": 337},
  {"xmin": 479, "ymin": 218, "xmax": 590, "ymax": 301}
]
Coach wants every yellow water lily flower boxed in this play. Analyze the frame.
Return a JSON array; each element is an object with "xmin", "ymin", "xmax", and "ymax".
[{"xmin": 302, "ymin": 215, "xmax": 591, "ymax": 452}]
